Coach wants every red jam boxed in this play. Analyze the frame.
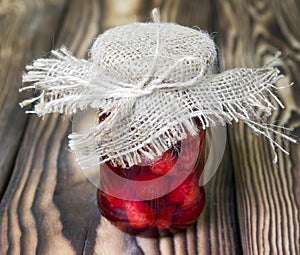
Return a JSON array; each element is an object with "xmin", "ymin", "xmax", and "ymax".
[{"xmin": 97, "ymin": 130, "xmax": 205, "ymax": 237}]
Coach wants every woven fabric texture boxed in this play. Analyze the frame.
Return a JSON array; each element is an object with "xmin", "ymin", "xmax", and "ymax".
[{"xmin": 20, "ymin": 20, "xmax": 296, "ymax": 169}]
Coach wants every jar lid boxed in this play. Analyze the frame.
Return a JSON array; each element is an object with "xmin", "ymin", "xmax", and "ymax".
[{"xmin": 90, "ymin": 22, "xmax": 217, "ymax": 84}]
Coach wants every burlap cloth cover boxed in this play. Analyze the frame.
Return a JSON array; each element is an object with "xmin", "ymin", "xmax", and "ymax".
[{"xmin": 20, "ymin": 10, "xmax": 296, "ymax": 169}]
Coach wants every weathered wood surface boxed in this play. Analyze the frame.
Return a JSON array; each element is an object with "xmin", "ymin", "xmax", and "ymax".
[
  {"xmin": 215, "ymin": 0, "xmax": 300, "ymax": 254},
  {"xmin": 0, "ymin": 0, "xmax": 299, "ymax": 254}
]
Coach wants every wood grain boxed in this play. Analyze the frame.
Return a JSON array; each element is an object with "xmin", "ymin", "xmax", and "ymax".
[
  {"xmin": 0, "ymin": 0, "xmax": 68, "ymax": 199},
  {"xmin": 0, "ymin": 0, "xmax": 101, "ymax": 254},
  {"xmin": 214, "ymin": 0, "xmax": 300, "ymax": 254},
  {"xmin": 0, "ymin": 0, "xmax": 299, "ymax": 254}
]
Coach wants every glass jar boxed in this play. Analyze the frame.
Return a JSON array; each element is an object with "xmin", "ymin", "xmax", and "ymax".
[{"xmin": 97, "ymin": 129, "xmax": 205, "ymax": 237}]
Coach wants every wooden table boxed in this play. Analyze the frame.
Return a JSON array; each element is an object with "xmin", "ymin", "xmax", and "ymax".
[{"xmin": 0, "ymin": 0, "xmax": 299, "ymax": 254}]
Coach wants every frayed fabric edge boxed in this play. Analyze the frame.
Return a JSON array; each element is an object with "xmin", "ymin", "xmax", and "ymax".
[{"xmin": 19, "ymin": 47, "xmax": 297, "ymax": 169}]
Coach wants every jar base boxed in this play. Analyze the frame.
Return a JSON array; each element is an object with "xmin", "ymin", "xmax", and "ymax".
[{"xmin": 98, "ymin": 187, "xmax": 205, "ymax": 237}]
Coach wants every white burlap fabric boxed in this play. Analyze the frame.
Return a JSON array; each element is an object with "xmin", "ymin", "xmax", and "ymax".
[{"xmin": 20, "ymin": 11, "xmax": 296, "ymax": 169}]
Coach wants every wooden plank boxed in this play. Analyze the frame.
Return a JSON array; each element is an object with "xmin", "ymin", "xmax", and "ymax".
[
  {"xmin": 101, "ymin": 0, "xmax": 152, "ymax": 30},
  {"xmin": 0, "ymin": 0, "xmax": 68, "ymax": 199},
  {"xmin": 0, "ymin": 0, "xmax": 102, "ymax": 254},
  {"xmin": 214, "ymin": 0, "xmax": 300, "ymax": 254}
]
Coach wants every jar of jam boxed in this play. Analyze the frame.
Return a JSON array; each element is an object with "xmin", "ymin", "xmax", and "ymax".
[{"xmin": 97, "ymin": 128, "xmax": 206, "ymax": 237}]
